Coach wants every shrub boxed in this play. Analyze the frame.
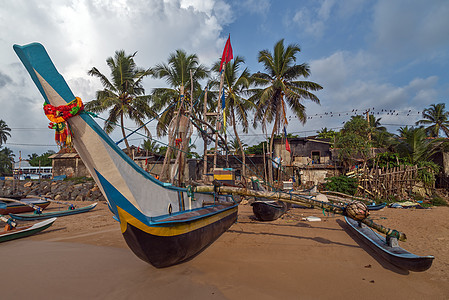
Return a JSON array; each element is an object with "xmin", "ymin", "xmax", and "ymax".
[{"xmin": 324, "ymin": 176, "xmax": 358, "ymax": 195}]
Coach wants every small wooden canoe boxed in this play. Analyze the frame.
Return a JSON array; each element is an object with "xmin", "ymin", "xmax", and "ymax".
[
  {"xmin": 251, "ymin": 200, "xmax": 290, "ymax": 221},
  {"xmin": 0, "ymin": 197, "xmax": 50, "ymax": 215},
  {"xmin": 0, "ymin": 217, "xmax": 56, "ymax": 243},
  {"xmin": 345, "ymin": 216, "xmax": 434, "ymax": 272},
  {"xmin": 367, "ymin": 202, "xmax": 387, "ymax": 211},
  {"xmin": 9, "ymin": 203, "xmax": 97, "ymax": 220}
]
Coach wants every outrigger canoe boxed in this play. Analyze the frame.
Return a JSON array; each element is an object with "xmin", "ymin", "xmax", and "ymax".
[
  {"xmin": 0, "ymin": 197, "xmax": 50, "ymax": 215},
  {"xmin": 9, "ymin": 203, "xmax": 97, "ymax": 221},
  {"xmin": 14, "ymin": 42, "xmax": 238, "ymax": 268},
  {"xmin": 345, "ymin": 216, "xmax": 434, "ymax": 272},
  {"xmin": 0, "ymin": 217, "xmax": 56, "ymax": 243},
  {"xmin": 250, "ymin": 179, "xmax": 290, "ymax": 221}
]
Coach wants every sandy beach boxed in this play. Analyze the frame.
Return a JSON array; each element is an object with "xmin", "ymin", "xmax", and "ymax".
[{"xmin": 1, "ymin": 201, "xmax": 448, "ymax": 299}]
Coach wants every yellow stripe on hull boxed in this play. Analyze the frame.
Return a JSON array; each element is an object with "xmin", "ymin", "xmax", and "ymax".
[{"xmin": 117, "ymin": 206, "xmax": 237, "ymax": 237}]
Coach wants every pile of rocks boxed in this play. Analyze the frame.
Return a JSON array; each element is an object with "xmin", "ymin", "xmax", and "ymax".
[{"xmin": 0, "ymin": 179, "xmax": 105, "ymax": 202}]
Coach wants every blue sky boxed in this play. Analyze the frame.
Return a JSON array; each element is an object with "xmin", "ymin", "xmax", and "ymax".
[{"xmin": 0, "ymin": 0, "xmax": 448, "ymax": 159}]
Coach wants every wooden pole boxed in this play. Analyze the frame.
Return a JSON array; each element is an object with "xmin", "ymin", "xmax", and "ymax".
[
  {"xmin": 193, "ymin": 185, "xmax": 407, "ymax": 241},
  {"xmin": 214, "ymin": 72, "xmax": 224, "ymax": 169},
  {"xmin": 203, "ymin": 87, "xmax": 208, "ymax": 178}
]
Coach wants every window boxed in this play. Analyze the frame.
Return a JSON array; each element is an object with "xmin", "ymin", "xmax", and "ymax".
[{"xmin": 311, "ymin": 151, "xmax": 320, "ymax": 164}]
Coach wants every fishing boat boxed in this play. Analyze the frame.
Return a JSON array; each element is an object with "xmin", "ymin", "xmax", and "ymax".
[
  {"xmin": 0, "ymin": 197, "xmax": 50, "ymax": 215},
  {"xmin": 9, "ymin": 202, "xmax": 97, "ymax": 220},
  {"xmin": 345, "ymin": 216, "xmax": 434, "ymax": 272},
  {"xmin": 0, "ymin": 217, "xmax": 56, "ymax": 243},
  {"xmin": 14, "ymin": 42, "xmax": 238, "ymax": 268},
  {"xmin": 250, "ymin": 180, "xmax": 290, "ymax": 221},
  {"xmin": 367, "ymin": 202, "xmax": 387, "ymax": 211}
]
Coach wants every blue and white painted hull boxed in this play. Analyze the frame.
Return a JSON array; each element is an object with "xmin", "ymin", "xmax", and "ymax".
[{"xmin": 14, "ymin": 42, "xmax": 238, "ymax": 267}]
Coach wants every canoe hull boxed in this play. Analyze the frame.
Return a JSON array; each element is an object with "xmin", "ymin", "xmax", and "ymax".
[
  {"xmin": 251, "ymin": 201, "xmax": 289, "ymax": 221},
  {"xmin": 345, "ymin": 217, "xmax": 434, "ymax": 272},
  {"xmin": 367, "ymin": 203, "xmax": 387, "ymax": 211},
  {"xmin": 120, "ymin": 205, "xmax": 238, "ymax": 268},
  {"xmin": 9, "ymin": 203, "xmax": 97, "ymax": 220},
  {"xmin": 0, "ymin": 217, "xmax": 56, "ymax": 243},
  {"xmin": 0, "ymin": 198, "xmax": 50, "ymax": 215}
]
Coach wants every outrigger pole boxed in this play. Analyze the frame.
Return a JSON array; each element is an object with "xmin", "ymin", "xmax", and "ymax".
[{"xmin": 193, "ymin": 185, "xmax": 407, "ymax": 241}]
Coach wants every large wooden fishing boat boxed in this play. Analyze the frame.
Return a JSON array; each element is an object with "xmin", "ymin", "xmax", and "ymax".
[
  {"xmin": 345, "ymin": 216, "xmax": 434, "ymax": 272},
  {"xmin": 14, "ymin": 43, "xmax": 238, "ymax": 268}
]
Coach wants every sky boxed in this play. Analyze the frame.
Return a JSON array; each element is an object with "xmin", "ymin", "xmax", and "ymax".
[{"xmin": 0, "ymin": 0, "xmax": 448, "ymax": 160}]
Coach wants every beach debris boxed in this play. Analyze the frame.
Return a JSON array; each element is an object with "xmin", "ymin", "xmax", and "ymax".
[{"xmin": 302, "ymin": 216, "xmax": 321, "ymax": 222}]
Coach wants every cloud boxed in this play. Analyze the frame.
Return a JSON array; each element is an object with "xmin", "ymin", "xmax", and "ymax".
[
  {"xmin": 372, "ymin": 0, "xmax": 449, "ymax": 60},
  {"xmin": 0, "ymin": 0, "xmax": 233, "ymax": 157}
]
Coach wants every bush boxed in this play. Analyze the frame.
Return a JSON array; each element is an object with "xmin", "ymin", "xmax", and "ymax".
[
  {"xmin": 324, "ymin": 176, "xmax": 358, "ymax": 195},
  {"xmin": 431, "ymin": 195, "xmax": 448, "ymax": 207}
]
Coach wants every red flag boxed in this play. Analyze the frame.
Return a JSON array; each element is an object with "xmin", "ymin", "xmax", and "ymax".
[
  {"xmin": 284, "ymin": 126, "xmax": 291, "ymax": 153},
  {"xmin": 219, "ymin": 34, "xmax": 233, "ymax": 72}
]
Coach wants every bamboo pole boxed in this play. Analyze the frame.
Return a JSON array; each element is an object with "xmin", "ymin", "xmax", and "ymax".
[{"xmin": 193, "ymin": 185, "xmax": 406, "ymax": 241}]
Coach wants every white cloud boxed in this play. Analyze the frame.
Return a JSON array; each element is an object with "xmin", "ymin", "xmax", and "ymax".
[{"xmin": 0, "ymin": 0, "xmax": 233, "ymax": 157}]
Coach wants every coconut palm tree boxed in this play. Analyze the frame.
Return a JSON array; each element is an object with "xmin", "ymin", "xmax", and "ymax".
[
  {"xmin": 250, "ymin": 39, "xmax": 323, "ymax": 185},
  {"xmin": 152, "ymin": 49, "xmax": 209, "ymax": 136},
  {"xmin": 394, "ymin": 126, "xmax": 435, "ymax": 164},
  {"xmin": 152, "ymin": 49, "xmax": 209, "ymax": 181},
  {"xmin": 416, "ymin": 103, "xmax": 449, "ymax": 138},
  {"xmin": 86, "ymin": 50, "xmax": 154, "ymax": 155},
  {"xmin": 211, "ymin": 56, "xmax": 252, "ymax": 177},
  {"xmin": 0, "ymin": 120, "xmax": 11, "ymax": 146},
  {"xmin": 0, "ymin": 147, "xmax": 14, "ymax": 175}
]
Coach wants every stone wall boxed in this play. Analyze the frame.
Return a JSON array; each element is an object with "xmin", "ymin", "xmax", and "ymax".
[{"xmin": 0, "ymin": 179, "xmax": 105, "ymax": 202}]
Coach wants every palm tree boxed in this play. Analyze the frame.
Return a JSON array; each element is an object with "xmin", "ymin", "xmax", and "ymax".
[
  {"xmin": 152, "ymin": 49, "xmax": 209, "ymax": 136},
  {"xmin": 0, "ymin": 120, "xmax": 11, "ymax": 146},
  {"xmin": 86, "ymin": 50, "xmax": 154, "ymax": 155},
  {"xmin": 251, "ymin": 39, "xmax": 323, "ymax": 185},
  {"xmin": 416, "ymin": 103, "xmax": 449, "ymax": 138},
  {"xmin": 142, "ymin": 139, "xmax": 160, "ymax": 154},
  {"xmin": 152, "ymin": 49, "xmax": 208, "ymax": 181},
  {"xmin": 0, "ymin": 147, "xmax": 14, "ymax": 175},
  {"xmin": 394, "ymin": 127, "xmax": 435, "ymax": 164},
  {"xmin": 212, "ymin": 56, "xmax": 252, "ymax": 177}
]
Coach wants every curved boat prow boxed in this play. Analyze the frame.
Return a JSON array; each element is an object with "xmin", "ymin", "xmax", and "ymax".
[{"xmin": 14, "ymin": 42, "xmax": 238, "ymax": 267}]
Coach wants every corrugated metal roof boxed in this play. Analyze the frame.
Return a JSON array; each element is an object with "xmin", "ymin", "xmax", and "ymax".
[{"xmin": 49, "ymin": 153, "xmax": 79, "ymax": 159}]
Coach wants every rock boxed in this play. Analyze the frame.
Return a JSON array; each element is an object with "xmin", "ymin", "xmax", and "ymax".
[
  {"xmin": 75, "ymin": 194, "xmax": 84, "ymax": 201},
  {"xmin": 24, "ymin": 181, "xmax": 33, "ymax": 187},
  {"xmin": 54, "ymin": 194, "xmax": 62, "ymax": 200}
]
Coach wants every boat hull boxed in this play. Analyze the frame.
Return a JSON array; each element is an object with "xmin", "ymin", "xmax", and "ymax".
[
  {"xmin": 0, "ymin": 217, "xmax": 56, "ymax": 243},
  {"xmin": 345, "ymin": 217, "xmax": 434, "ymax": 272},
  {"xmin": 120, "ymin": 205, "xmax": 238, "ymax": 268},
  {"xmin": 251, "ymin": 201, "xmax": 290, "ymax": 221},
  {"xmin": 0, "ymin": 198, "xmax": 50, "ymax": 215},
  {"xmin": 367, "ymin": 203, "xmax": 387, "ymax": 211},
  {"xmin": 9, "ymin": 203, "xmax": 97, "ymax": 220}
]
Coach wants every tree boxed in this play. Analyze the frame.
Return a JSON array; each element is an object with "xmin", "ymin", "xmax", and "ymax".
[
  {"xmin": 368, "ymin": 115, "xmax": 393, "ymax": 148},
  {"xmin": 212, "ymin": 56, "xmax": 252, "ymax": 176},
  {"xmin": 86, "ymin": 50, "xmax": 154, "ymax": 156},
  {"xmin": 0, "ymin": 120, "xmax": 11, "ymax": 146},
  {"xmin": 394, "ymin": 126, "xmax": 436, "ymax": 164},
  {"xmin": 28, "ymin": 150, "xmax": 55, "ymax": 167},
  {"xmin": 416, "ymin": 103, "xmax": 449, "ymax": 138},
  {"xmin": 152, "ymin": 49, "xmax": 208, "ymax": 181},
  {"xmin": 316, "ymin": 127, "xmax": 336, "ymax": 140},
  {"xmin": 251, "ymin": 39, "xmax": 322, "ymax": 185},
  {"xmin": 142, "ymin": 139, "xmax": 160, "ymax": 154},
  {"xmin": 335, "ymin": 116, "xmax": 372, "ymax": 168},
  {"xmin": 152, "ymin": 49, "xmax": 208, "ymax": 136},
  {"xmin": 0, "ymin": 147, "xmax": 14, "ymax": 175}
]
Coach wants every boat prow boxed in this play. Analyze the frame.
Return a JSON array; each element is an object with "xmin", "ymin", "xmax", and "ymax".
[
  {"xmin": 345, "ymin": 217, "xmax": 434, "ymax": 272},
  {"xmin": 0, "ymin": 217, "xmax": 56, "ymax": 243}
]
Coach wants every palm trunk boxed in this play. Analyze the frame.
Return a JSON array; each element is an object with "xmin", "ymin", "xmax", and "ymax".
[
  {"xmin": 268, "ymin": 115, "xmax": 279, "ymax": 189},
  {"xmin": 232, "ymin": 108, "xmax": 246, "ymax": 180},
  {"xmin": 120, "ymin": 112, "xmax": 131, "ymax": 157}
]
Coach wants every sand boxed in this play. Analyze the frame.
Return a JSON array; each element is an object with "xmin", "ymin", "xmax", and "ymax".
[{"xmin": 0, "ymin": 201, "xmax": 448, "ymax": 299}]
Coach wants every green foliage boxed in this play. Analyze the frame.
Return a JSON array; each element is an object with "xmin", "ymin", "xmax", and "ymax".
[
  {"xmin": 63, "ymin": 176, "xmax": 94, "ymax": 184},
  {"xmin": 0, "ymin": 120, "xmax": 11, "ymax": 146},
  {"xmin": 28, "ymin": 150, "xmax": 55, "ymax": 167},
  {"xmin": 245, "ymin": 141, "xmax": 267, "ymax": 155},
  {"xmin": 430, "ymin": 195, "xmax": 448, "ymax": 206},
  {"xmin": 373, "ymin": 152, "xmax": 408, "ymax": 168},
  {"xmin": 0, "ymin": 147, "xmax": 14, "ymax": 175},
  {"xmin": 417, "ymin": 161, "xmax": 440, "ymax": 187},
  {"xmin": 316, "ymin": 127, "xmax": 336, "ymax": 140},
  {"xmin": 324, "ymin": 176, "xmax": 358, "ymax": 195},
  {"xmin": 335, "ymin": 116, "xmax": 372, "ymax": 166}
]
